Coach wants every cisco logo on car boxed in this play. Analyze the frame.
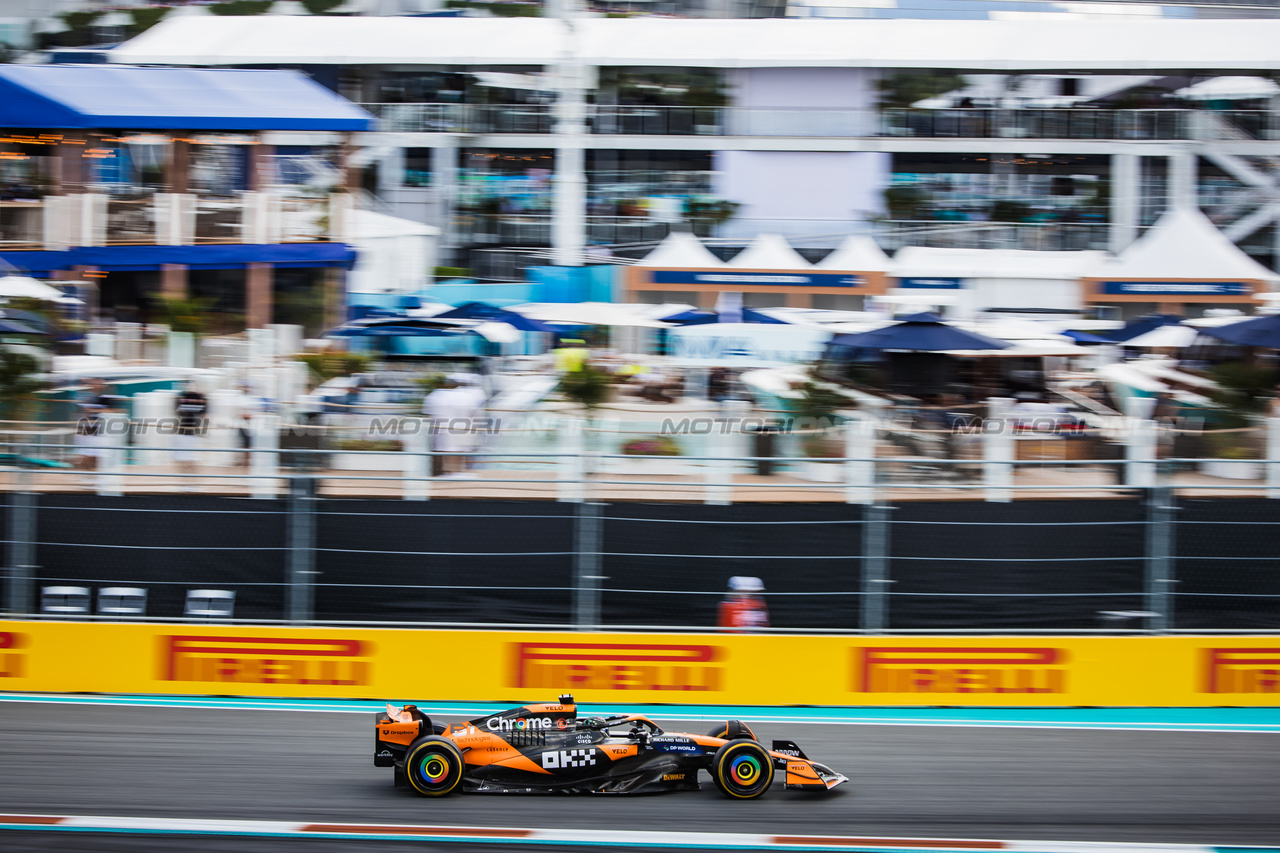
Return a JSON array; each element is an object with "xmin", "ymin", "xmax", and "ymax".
[{"xmin": 487, "ymin": 716, "xmax": 553, "ymax": 732}]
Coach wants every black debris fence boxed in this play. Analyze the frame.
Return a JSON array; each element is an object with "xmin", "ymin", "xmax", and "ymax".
[{"xmin": 2, "ymin": 486, "xmax": 1279, "ymax": 632}]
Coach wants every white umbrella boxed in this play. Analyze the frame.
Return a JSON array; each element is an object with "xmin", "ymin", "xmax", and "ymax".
[
  {"xmin": 0, "ymin": 275, "xmax": 67, "ymax": 301},
  {"xmin": 514, "ymin": 302, "xmax": 671, "ymax": 329},
  {"xmin": 1124, "ymin": 325, "xmax": 1199, "ymax": 348}
]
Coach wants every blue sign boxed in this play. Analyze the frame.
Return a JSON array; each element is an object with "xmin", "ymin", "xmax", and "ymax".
[
  {"xmin": 1101, "ymin": 281, "xmax": 1251, "ymax": 296},
  {"xmin": 650, "ymin": 271, "xmax": 864, "ymax": 288},
  {"xmin": 898, "ymin": 277, "xmax": 964, "ymax": 289}
]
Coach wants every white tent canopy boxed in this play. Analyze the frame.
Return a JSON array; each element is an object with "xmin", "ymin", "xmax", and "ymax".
[
  {"xmin": 513, "ymin": 302, "xmax": 671, "ymax": 328},
  {"xmin": 1123, "ymin": 324, "xmax": 1200, "ymax": 348},
  {"xmin": 1173, "ymin": 76, "xmax": 1280, "ymax": 100},
  {"xmin": 815, "ymin": 235, "xmax": 893, "ymax": 272},
  {"xmin": 346, "ymin": 209, "xmax": 439, "ymax": 295},
  {"xmin": 635, "ymin": 232, "xmax": 723, "ymax": 268},
  {"xmin": 894, "ymin": 247, "xmax": 1106, "ymax": 280},
  {"xmin": 727, "ymin": 233, "xmax": 810, "ymax": 269},
  {"xmin": 112, "ymin": 17, "xmax": 1280, "ymax": 71},
  {"xmin": 1090, "ymin": 207, "xmax": 1280, "ymax": 283},
  {"xmin": 0, "ymin": 275, "xmax": 67, "ymax": 301}
]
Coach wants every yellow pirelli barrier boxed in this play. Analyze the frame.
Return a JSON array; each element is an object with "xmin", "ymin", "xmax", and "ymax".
[{"xmin": 0, "ymin": 621, "xmax": 1277, "ymax": 706}]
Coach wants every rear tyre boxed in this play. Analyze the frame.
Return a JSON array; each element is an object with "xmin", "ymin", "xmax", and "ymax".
[
  {"xmin": 710, "ymin": 740, "xmax": 774, "ymax": 799},
  {"xmin": 404, "ymin": 736, "xmax": 464, "ymax": 797}
]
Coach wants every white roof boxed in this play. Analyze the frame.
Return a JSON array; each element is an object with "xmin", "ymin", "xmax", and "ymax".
[
  {"xmin": 894, "ymin": 247, "xmax": 1106, "ymax": 280},
  {"xmin": 635, "ymin": 232, "xmax": 723, "ymax": 268},
  {"xmin": 815, "ymin": 235, "xmax": 893, "ymax": 272},
  {"xmin": 727, "ymin": 233, "xmax": 810, "ymax": 269},
  {"xmin": 1123, "ymin": 324, "xmax": 1199, "ymax": 348},
  {"xmin": 351, "ymin": 208, "xmax": 439, "ymax": 239},
  {"xmin": 1090, "ymin": 207, "xmax": 1280, "ymax": 283},
  {"xmin": 111, "ymin": 17, "xmax": 1280, "ymax": 71}
]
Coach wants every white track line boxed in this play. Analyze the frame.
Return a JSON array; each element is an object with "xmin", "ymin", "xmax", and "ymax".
[{"xmin": 2, "ymin": 813, "xmax": 1274, "ymax": 852}]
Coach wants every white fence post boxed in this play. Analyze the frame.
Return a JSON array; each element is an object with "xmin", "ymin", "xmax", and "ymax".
[
  {"xmin": 96, "ymin": 414, "xmax": 127, "ymax": 497},
  {"xmin": 1267, "ymin": 417, "xmax": 1280, "ymax": 499},
  {"xmin": 403, "ymin": 418, "xmax": 430, "ymax": 501},
  {"xmin": 251, "ymin": 414, "xmax": 280, "ymax": 499},
  {"xmin": 1127, "ymin": 418, "xmax": 1158, "ymax": 489},
  {"xmin": 983, "ymin": 397, "xmax": 1014, "ymax": 502},
  {"xmin": 844, "ymin": 415, "xmax": 876, "ymax": 505},
  {"xmin": 558, "ymin": 417, "xmax": 585, "ymax": 503}
]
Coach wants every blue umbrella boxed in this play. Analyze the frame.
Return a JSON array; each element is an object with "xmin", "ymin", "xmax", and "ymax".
[
  {"xmin": 828, "ymin": 313, "xmax": 1011, "ymax": 352},
  {"xmin": 326, "ymin": 325, "xmax": 463, "ymax": 338},
  {"xmin": 1063, "ymin": 329, "xmax": 1115, "ymax": 344},
  {"xmin": 434, "ymin": 301, "xmax": 558, "ymax": 333},
  {"xmin": 1198, "ymin": 313, "xmax": 1280, "ymax": 348},
  {"xmin": 660, "ymin": 307, "xmax": 789, "ymax": 325},
  {"xmin": 1107, "ymin": 314, "xmax": 1185, "ymax": 343}
]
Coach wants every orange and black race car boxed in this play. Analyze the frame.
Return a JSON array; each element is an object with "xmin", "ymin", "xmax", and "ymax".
[{"xmin": 374, "ymin": 693, "xmax": 847, "ymax": 799}]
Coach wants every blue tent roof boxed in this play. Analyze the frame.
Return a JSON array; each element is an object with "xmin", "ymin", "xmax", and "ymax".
[
  {"xmin": 1199, "ymin": 313, "xmax": 1280, "ymax": 348},
  {"xmin": 1107, "ymin": 314, "xmax": 1185, "ymax": 343},
  {"xmin": 0, "ymin": 65, "xmax": 373, "ymax": 131},
  {"xmin": 828, "ymin": 313, "xmax": 1011, "ymax": 352},
  {"xmin": 660, "ymin": 307, "xmax": 789, "ymax": 325}
]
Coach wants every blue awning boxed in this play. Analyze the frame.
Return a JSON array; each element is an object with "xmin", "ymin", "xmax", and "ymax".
[
  {"xmin": 0, "ymin": 65, "xmax": 373, "ymax": 131},
  {"xmin": 1, "ymin": 243, "xmax": 356, "ymax": 274}
]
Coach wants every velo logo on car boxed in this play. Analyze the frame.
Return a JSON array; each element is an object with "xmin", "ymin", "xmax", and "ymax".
[
  {"xmin": 512, "ymin": 642, "xmax": 724, "ymax": 692},
  {"xmin": 162, "ymin": 635, "xmax": 371, "ymax": 686},
  {"xmin": 1203, "ymin": 648, "xmax": 1280, "ymax": 694},
  {"xmin": 541, "ymin": 748, "xmax": 597, "ymax": 769},
  {"xmin": 853, "ymin": 646, "xmax": 1067, "ymax": 695},
  {"xmin": 0, "ymin": 632, "xmax": 26, "ymax": 679}
]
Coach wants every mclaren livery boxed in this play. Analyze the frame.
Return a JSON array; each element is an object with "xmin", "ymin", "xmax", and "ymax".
[{"xmin": 374, "ymin": 694, "xmax": 847, "ymax": 798}]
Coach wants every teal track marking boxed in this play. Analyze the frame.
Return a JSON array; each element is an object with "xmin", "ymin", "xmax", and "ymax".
[{"xmin": 1, "ymin": 692, "xmax": 1278, "ymax": 733}]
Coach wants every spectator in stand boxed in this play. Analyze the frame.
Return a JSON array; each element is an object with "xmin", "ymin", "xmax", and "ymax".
[
  {"xmin": 174, "ymin": 381, "xmax": 208, "ymax": 482},
  {"xmin": 73, "ymin": 378, "xmax": 113, "ymax": 473},
  {"xmin": 717, "ymin": 576, "xmax": 770, "ymax": 633}
]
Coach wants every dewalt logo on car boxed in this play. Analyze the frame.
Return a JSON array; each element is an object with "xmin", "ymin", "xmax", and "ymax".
[{"xmin": 512, "ymin": 642, "xmax": 723, "ymax": 692}]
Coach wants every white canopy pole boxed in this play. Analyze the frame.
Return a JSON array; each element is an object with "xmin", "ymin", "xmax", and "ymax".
[{"xmin": 550, "ymin": 0, "xmax": 587, "ymax": 268}]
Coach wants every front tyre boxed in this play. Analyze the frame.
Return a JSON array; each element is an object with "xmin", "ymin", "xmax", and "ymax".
[
  {"xmin": 710, "ymin": 740, "xmax": 774, "ymax": 799},
  {"xmin": 404, "ymin": 736, "xmax": 464, "ymax": 797}
]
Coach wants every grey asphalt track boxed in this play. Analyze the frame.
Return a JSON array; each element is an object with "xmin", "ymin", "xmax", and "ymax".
[{"xmin": 0, "ymin": 702, "xmax": 1278, "ymax": 849}]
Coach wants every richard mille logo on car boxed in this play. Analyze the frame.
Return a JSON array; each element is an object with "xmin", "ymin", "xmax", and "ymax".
[
  {"xmin": 487, "ymin": 716, "xmax": 553, "ymax": 731},
  {"xmin": 542, "ymin": 749, "xmax": 597, "ymax": 769}
]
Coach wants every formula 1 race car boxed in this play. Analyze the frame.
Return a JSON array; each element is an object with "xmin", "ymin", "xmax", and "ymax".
[{"xmin": 374, "ymin": 694, "xmax": 847, "ymax": 798}]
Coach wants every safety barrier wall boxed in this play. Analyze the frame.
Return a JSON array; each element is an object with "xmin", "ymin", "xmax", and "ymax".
[{"xmin": 1, "ymin": 622, "xmax": 1276, "ymax": 706}]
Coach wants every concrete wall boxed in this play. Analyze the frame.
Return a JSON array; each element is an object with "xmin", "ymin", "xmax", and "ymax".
[{"xmin": 712, "ymin": 150, "xmax": 889, "ymax": 241}]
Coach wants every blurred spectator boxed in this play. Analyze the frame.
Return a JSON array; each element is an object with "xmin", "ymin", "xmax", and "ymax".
[
  {"xmin": 174, "ymin": 382, "xmax": 208, "ymax": 481},
  {"xmin": 553, "ymin": 339, "xmax": 590, "ymax": 373},
  {"xmin": 717, "ymin": 576, "xmax": 769, "ymax": 633},
  {"xmin": 73, "ymin": 378, "xmax": 112, "ymax": 472},
  {"xmin": 424, "ymin": 375, "xmax": 484, "ymax": 479}
]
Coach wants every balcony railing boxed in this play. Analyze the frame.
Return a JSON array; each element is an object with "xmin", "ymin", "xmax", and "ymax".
[
  {"xmin": 453, "ymin": 213, "xmax": 709, "ymax": 246},
  {"xmin": 362, "ymin": 103, "xmax": 1280, "ymax": 141},
  {"xmin": 105, "ymin": 196, "xmax": 156, "ymax": 246}
]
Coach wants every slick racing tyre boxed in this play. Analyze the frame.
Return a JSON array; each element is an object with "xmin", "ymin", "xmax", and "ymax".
[
  {"xmin": 404, "ymin": 736, "xmax": 465, "ymax": 797},
  {"xmin": 711, "ymin": 739, "xmax": 774, "ymax": 799}
]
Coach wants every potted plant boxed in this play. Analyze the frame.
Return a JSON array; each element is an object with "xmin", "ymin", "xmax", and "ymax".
[
  {"xmin": 1201, "ymin": 433, "xmax": 1263, "ymax": 480},
  {"xmin": 1198, "ymin": 363, "xmax": 1274, "ymax": 480},
  {"xmin": 788, "ymin": 368, "xmax": 854, "ymax": 483},
  {"xmin": 331, "ymin": 437, "xmax": 405, "ymax": 471},
  {"xmin": 616, "ymin": 434, "xmax": 684, "ymax": 476}
]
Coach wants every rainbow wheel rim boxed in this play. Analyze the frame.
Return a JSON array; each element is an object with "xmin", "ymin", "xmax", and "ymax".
[
  {"xmin": 420, "ymin": 753, "xmax": 450, "ymax": 784},
  {"xmin": 729, "ymin": 754, "xmax": 761, "ymax": 786}
]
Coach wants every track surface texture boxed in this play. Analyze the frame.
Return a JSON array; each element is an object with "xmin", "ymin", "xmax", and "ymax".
[{"xmin": 1, "ymin": 703, "xmax": 1278, "ymax": 848}]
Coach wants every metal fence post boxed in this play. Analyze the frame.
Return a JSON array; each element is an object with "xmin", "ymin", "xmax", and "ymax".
[
  {"xmin": 861, "ymin": 503, "xmax": 891, "ymax": 633},
  {"xmin": 4, "ymin": 472, "xmax": 36, "ymax": 616},
  {"xmin": 558, "ymin": 417, "xmax": 585, "ymax": 503},
  {"xmin": 403, "ymin": 417, "xmax": 430, "ymax": 501},
  {"xmin": 1144, "ymin": 484, "xmax": 1174, "ymax": 633},
  {"xmin": 573, "ymin": 500, "xmax": 603, "ymax": 629},
  {"xmin": 286, "ymin": 474, "xmax": 317, "ymax": 623}
]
